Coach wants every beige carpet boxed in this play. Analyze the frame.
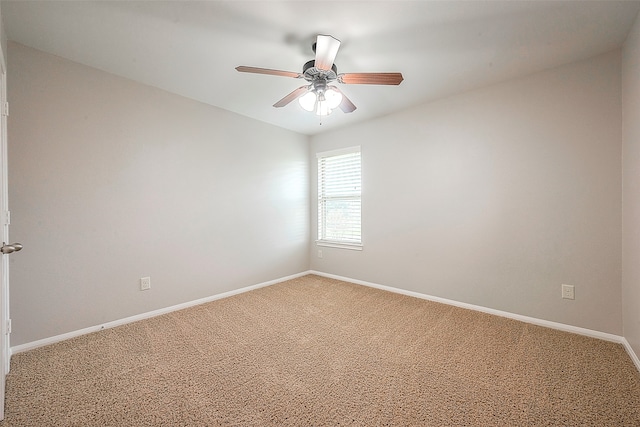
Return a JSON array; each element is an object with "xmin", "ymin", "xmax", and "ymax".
[{"xmin": 2, "ymin": 274, "xmax": 639, "ymax": 426}]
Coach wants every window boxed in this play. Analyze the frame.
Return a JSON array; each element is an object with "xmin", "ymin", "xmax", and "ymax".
[{"xmin": 317, "ymin": 146, "xmax": 362, "ymax": 250}]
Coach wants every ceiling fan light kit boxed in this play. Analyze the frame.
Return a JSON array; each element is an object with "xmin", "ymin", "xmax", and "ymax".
[
  {"xmin": 298, "ymin": 84, "xmax": 343, "ymax": 116},
  {"xmin": 236, "ymin": 35, "xmax": 403, "ymax": 120}
]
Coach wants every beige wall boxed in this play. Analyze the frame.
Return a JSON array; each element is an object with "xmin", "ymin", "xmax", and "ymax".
[
  {"xmin": 7, "ymin": 43, "xmax": 310, "ymax": 346},
  {"xmin": 623, "ymin": 12, "xmax": 640, "ymax": 359},
  {"xmin": 311, "ymin": 51, "xmax": 623, "ymax": 335}
]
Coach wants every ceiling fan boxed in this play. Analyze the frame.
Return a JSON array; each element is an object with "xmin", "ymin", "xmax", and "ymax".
[{"xmin": 236, "ymin": 35, "xmax": 404, "ymax": 117}]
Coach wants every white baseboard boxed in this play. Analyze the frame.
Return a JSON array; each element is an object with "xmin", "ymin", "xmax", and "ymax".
[
  {"xmin": 622, "ymin": 338, "xmax": 640, "ymax": 373},
  {"xmin": 10, "ymin": 271, "xmax": 312, "ymax": 355},
  {"xmin": 12, "ymin": 269, "xmax": 640, "ymax": 374},
  {"xmin": 309, "ymin": 270, "xmax": 640, "ymax": 373}
]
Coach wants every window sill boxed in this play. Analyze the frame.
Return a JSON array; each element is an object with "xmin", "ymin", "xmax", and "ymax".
[{"xmin": 316, "ymin": 241, "xmax": 363, "ymax": 251}]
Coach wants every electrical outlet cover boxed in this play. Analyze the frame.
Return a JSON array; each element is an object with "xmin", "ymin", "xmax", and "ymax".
[
  {"xmin": 561, "ymin": 284, "xmax": 574, "ymax": 300},
  {"xmin": 140, "ymin": 277, "xmax": 151, "ymax": 291}
]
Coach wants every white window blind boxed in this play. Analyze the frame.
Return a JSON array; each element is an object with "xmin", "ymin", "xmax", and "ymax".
[{"xmin": 317, "ymin": 147, "xmax": 362, "ymax": 248}]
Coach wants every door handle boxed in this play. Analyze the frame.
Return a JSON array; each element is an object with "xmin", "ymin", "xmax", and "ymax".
[{"xmin": 1, "ymin": 243, "xmax": 23, "ymax": 254}]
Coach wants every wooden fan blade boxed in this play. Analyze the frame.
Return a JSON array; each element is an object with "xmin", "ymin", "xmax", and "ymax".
[
  {"xmin": 338, "ymin": 72, "xmax": 404, "ymax": 85},
  {"xmin": 314, "ymin": 35, "xmax": 341, "ymax": 71},
  {"xmin": 329, "ymin": 86, "xmax": 356, "ymax": 113},
  {"xmin": 339, "ymin": 95, "xmax": 357, "ymax": 113},
  {"xmin": 273, "ymin": 86, "xmax": 310, "ymax": 108},
  {"xmin": 236, "ymin": 66, "xmax": 302, "ymax": 79}
]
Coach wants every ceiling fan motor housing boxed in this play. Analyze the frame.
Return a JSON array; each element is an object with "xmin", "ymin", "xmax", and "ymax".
[{"xmin": 302, "ymin": 60, "xmax": 338, "ymax": 83}]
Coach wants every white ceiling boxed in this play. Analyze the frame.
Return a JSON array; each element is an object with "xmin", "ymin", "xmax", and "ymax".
[{"xmin": 3, "ymin": 1, "xmax": 640, "ymax": 136}]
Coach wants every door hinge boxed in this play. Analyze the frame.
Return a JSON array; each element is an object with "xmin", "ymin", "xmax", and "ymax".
[
  {"xmin": 5, "ymin": 319, "xmax": 10, "ymax": 335},
  {"xmin": 2, "ymin": 102, "xmax": 7, "ymax": 117}
]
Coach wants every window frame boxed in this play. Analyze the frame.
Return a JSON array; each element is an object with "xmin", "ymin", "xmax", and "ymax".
[{"xmin": 316, "ymin": 146, "xmax": 363, "ymax": 251}]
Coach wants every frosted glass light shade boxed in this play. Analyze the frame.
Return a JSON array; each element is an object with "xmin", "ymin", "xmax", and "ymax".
[
  {"xmin": 298, "ymin": 91, "xmax": 316, "ymax": 111},
  {"xmin": 325, "ymin": 88, "xmax": 343, "ymax": 109},
  {"xmin": 299, "ymin": 87, "xmax": 342, "ymax": 116}
]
